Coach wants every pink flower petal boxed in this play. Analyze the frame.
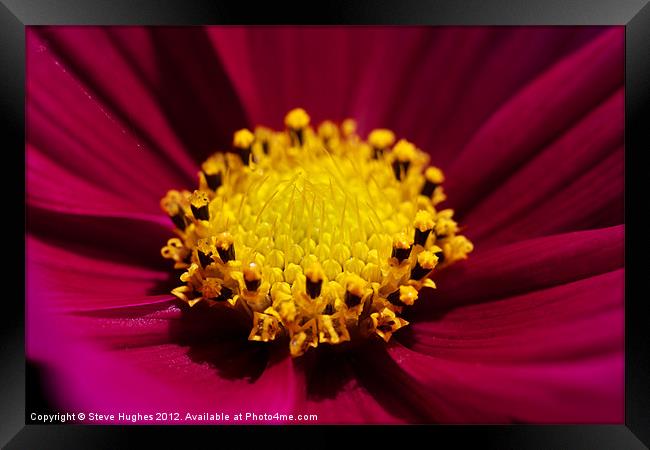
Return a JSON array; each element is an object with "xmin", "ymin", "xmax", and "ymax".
[
  {"xmin": 404, "ymin": 269, "xmax": 623, "ymax": 364},
  {"xmin": 383, "ymin": 343, "xmax": 622, "ymax": 423},
  {"xmin": 27, "ymin": 145, "xmax": 173, "ymax": 220},
  {"xmin": 208, "ymin": 27, "xmax": 362, "ymax": 126},
  {"xmin": 206, "ymin": 26, "xmax": 602, "ymax": 143},
  {"xmin": 36, "ymin": 338, "xmax": 304, "ymax": 423},
  {"xmin": 141, "ymin": 27, "xmax": 250, "ymax": 159},
  {"xmin": 445, "ymin": 27, "xmax": 623, "ymax": 215},
  {"xmin": 415, "ymin": 225, "xmax": 623, "ymax": 312},
  {"xmin": 481, "ymin": 148, "xmax": 623, "ymax": 246},
  {"xmin": 27, "ymin": 236, "xmax": 171, "ymax": 313},
  {"xmin": 27, "ymin": 29, "xmax": 197, "ymax": 203},
  {"xmin": 464, "ymin": 88, "xmax": 623, "ymax": 245},
  {"xmin": 298, "ymin": 378, "xmax": 403, "ymax": 424},
  {"xmin": 414, "ymin": 27, "xmax": 608, "ymax": 167},
  {"xmin": 29, "ymin": 27, "xmax": 200, "ymax": 176},
  {"xmin": 28, "ymin": 207, "xmax": 173, "ymax": 270},
  {"xmin": 291, "ymin": 348, "xmax": 405, "ymax": 424},
  {"xmin": 209, "ymin": 27, "xmax": 438, "ymax": 128}
]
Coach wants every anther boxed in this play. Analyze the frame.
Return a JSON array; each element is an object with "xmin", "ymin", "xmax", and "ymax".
[
  {"xmin": 386, "ymin": 285, "xmax": 419, "ymax": 306},
  {"xmin": 285, "ymin": 108, "xmax": 310, "ymax": 147},
  {"xmin": 189, "ymin": 190, "xmax": 210, "ymax": 221},
  {"xmin": 216, "ymin": 232, "xmax": 235, "ymax": 262},
  {"xmin": 368, "ymin": 129, "xmax": 395, "ymax": 159},
  {"xmin": 255, "ymin": 127, "xmax": 272, "ymax": 154},
  {"xmin": 305, "ymin": 263, "xmax": 324, "ymax": 299},
  {"xmin": 391, "ymin": 139, "xmax": 416, "ymax": 180},
  {"xmin": 391, "ymin": 233, "xmax": 413, "ymax": 263},
  {"xmin": 243, "ymin": 262, "xmax": 262, "ymax": 291},
  {"xmin": 161, "ymin": 190, "xmax": 188, "ymax": 230},
  {"xmin": 411, "ymin": 251, "xmax": 437, "ymax": 280},
  {"xmin": 341, "ymin": 118, "xmax": 357, "ymax": 138},
  {"xmin": 413, "ymin": 210, "xmax": 435, "ymax": 246},
  {"xmin": 421, "ymin": 166, "xmax": 444, "ymax": 197},
  {"xmin": 345, "ymin": 275, "xmax": 366, "ymax": 307},
  {"xmin": 233, "ymin": 129, "xmax": 255, "ymax": 164},
  {"xmin": 318, "ymin": 121, "xmax": 338, "ymax": 148}
]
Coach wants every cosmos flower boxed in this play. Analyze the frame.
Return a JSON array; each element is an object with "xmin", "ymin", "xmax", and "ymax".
[{"xmin": 26, "ymin": 26, "xmax": 624, "ymax": 424}]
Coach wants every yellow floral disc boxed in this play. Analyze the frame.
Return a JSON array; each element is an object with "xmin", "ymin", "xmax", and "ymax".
[{"xmin": 161, "ymin": 108, "xmax": 473, "ymax": 357}]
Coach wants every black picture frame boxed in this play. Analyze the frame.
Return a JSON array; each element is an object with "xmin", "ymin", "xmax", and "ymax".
[{"xmin": 3, "ymin": 0, "xmax": 648, "ymax": 448}]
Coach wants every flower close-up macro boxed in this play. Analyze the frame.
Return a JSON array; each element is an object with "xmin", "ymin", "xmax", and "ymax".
[{"xmin": 26, "ymin": 26, "xmax": 624, "ymax": 424}]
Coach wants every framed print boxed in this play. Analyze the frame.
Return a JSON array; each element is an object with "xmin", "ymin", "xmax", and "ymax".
[{"xmin": 2, "ymin": 0, "xmax": 649, "ymax": 448}]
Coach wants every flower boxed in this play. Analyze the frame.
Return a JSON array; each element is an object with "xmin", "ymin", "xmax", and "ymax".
[{"xmin": 26, "ymin": 26, "xmax": 624, "ymax": 424}]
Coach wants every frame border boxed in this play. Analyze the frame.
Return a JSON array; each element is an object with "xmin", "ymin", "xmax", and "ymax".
[{"xmin": 3, "ymin": 0, "xmax": 648, "ymax": 448}]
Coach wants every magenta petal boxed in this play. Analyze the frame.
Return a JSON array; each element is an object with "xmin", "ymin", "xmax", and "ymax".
[
  {"xmin": 289, "ymin": 348, "xmax": 404, "ymax": 424},
  {"xmin": 27, "ymin": 145, "xmax": 173, "ymax": 221},
  {"xmin": 35, "ymin": 337, "xmax": 303, "ymax": 423},
  {"xmin": 208, "ymin": 27, "xmax": 362, "ymax": 126},
  {"xmin": 27, "ymin": 236, "xmax": 170, "ymax": 312},
  {"xmin": 27, "ymin": 206, "xmax": 174, "ymax": 270},
  {"xmin": 48, "ymin": 303, "xmax": 180, "ymax": 354},
  {"xmin": 481, "ymin": 148, "xmax": 623, "ymax": 246},
  {"xmin": 385, "ymin": 343, "xmax": 622, "ymax": 423},
  {"xmin": 412, "ymin": 28, "xmax": 608, "ymax": 167},
  {"xmin": 27, "ymin": 29, "xmax": 196, "ymax": 200},
  {"xmin": 134, "ymin": 27, "xmax": 250, "ymax": 159},
  {"xmin": 209, "ymin": 27, "xmax": 438, "ymax": 128},
  {"xmin": 415, "ymin": 225, "xmax": 623, "ymax": 312},
  {"xmin": 29, "ymin": 27, "xmax": 199, "ymax": 177},
  {"xmin": 206, "ymin": 27, "xmax": 260, "ymax": 122},
  {"xmin": 297, "ymin": 379, "xmax": 402, "ymax": 424},
  {"xmin": 445, "ymin": 28, "xmax": 623, "ymax": 215},
  {"xmin": 404, "ymin": 270, "xmax": 623, "ymax": 364},
  {"xmin": 464, "ymin": 88, "xmax": 623, "ymax": 245}
]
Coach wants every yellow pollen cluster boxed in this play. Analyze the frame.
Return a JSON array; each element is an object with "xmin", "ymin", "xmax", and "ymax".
[{"xmin": 160, "ymin": 108, "xmax": 473, "ymax": 357}]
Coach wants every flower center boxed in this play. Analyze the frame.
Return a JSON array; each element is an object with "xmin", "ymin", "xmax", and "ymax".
[{"xmin": 161, "ymin": 108, "xmax": 473, "ymax": 357}]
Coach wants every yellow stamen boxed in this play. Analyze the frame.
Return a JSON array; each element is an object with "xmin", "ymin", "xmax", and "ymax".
[
  {"xmin": 341, "ymin": 118, "xmax": 357, "ymax": 137},
  {"xmin": 233, "ymin": 129, "xmax": 255, "ymax": 149},
  {"xmin": 317, "ymin": 312, "xmax": 350, "ymax": 344},
  {"xmin": 368, "ymin": 129, "xmax": 395, "ymax": 157},
  {"xmin": 392, "ymin": 139, "xmax": 417, "ymax": 162},
  {"xmin": 318, "ymin": 121, "xmax": 339, "ymax": 141},
  {"xmin": 249, "ymin": 312, "xmax": 280, "ymax": 342},
  {"xmin": 397, "ymin": 285, "xmax": 418, "ymax": 305},
  {"xmin": 284, "ymin": 108, "xmax": 310, "ymax": 129},
  {"xmin": 243, "ymin": 262, "xmax": 262, "ymax": 291},
  {"xmin": 161, "ymin": 109, "xmax": 473, "ymax": 357},
  {"xmin": 371, "ymin": 307, "xmax": 408, "ymax": 342},
  {"xmin": 425, "ymin": 166, "xmax": 445, "ymax": 184},
  {"xmin": 417, "ymin": 250, "xmax": 437, "ymax": 270},
  {"xmin": 414, "ymin": 210, "xmax": 435, "ymax": 232}
]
